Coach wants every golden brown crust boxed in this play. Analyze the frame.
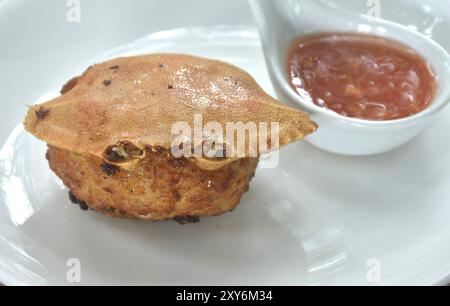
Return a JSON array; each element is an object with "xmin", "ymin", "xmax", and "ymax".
[
  {"xmin": 47, "ymin": 145, "xmax": 258, "ymax": 221},
  {"xmin": 24, "ymin": 54, "xmax": 317, "ymax": 160}
]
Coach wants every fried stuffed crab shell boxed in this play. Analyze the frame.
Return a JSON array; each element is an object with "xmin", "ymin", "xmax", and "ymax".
[{"xmin": 24, "ymin": 53, "xmax": 318, "ymax": 223}]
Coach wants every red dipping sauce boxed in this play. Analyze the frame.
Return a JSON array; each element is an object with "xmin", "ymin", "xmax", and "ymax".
[{"xmin": 287, "ymin": 33, "xmax": 438, "ymax": 120}]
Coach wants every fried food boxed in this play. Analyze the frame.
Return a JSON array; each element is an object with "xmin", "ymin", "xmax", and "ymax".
[
  {"xmin": 47, "ymin": 145, "xmax": 258, "ymax": 221},
  {"xmin": 24, "ymin": 54, "xmax": 317, "ymax": 222}
]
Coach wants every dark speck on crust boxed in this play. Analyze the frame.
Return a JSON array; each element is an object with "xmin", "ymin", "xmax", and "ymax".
[
  {"xmin": 68, "ymin": 191, "xmax": 80, "ymax": 205},
  {"xmin": 101, "ymin": 162, "xmax": 118, "ymax": 176},
  {"xmin": 103, "ymin": 80, "xmax": 112, "ymax": 86},
  {"xmin": 110, "ymin": 65, "xmax": 120, "ymax": 70},
  {"xmin": 68, "ymin": 191, "xmax": 89, "ymax": 211},
  {"xmin": 170, "ymin": 158, "xmax": 188, "ymax": 168},
  {"xmin": 35, "ymin": 107, "xmax": 50, "ymax": 120},
  {"xmin": 105, "ymin": 149, "xmax": 124, "ymax": 162},
  {"xmin": 174, "ymin": 216, "xmax": 200, "ymax": 225},
  {"xmin": 78, "ymin": 202, "xmax": 89, "ymax": 211},
  {"xmin": 168, "ymin": 85, "xmax": 174, "ymax": 89}
]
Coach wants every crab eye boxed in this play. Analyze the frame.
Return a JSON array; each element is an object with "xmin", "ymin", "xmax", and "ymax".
[{"xmin": 104, "ymin": 141, "xmax": 144, "ymax": 163}]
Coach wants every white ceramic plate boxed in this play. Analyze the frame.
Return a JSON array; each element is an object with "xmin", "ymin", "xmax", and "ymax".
[{"xmin": 1, "ymin": 0, "xmax": 450, "ymax": 286}]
